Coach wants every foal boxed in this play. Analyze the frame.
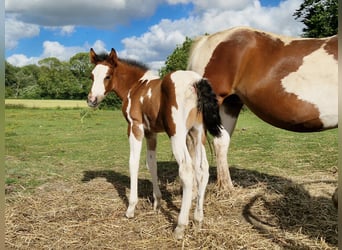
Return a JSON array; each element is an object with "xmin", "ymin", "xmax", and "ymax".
[{"xmin": 87, "ymin": 48, "xmax": 222, "ymax": 239}]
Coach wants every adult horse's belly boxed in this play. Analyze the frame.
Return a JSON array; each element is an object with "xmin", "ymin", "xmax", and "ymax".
[{"xmin": 239, "ymin": 80, "xmax": 337, "ymax": 132}]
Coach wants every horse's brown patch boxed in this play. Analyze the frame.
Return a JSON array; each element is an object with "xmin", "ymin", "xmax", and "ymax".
[{"xmin": 200, "ymin": 28, "xmax": 335, "ymax": 131}]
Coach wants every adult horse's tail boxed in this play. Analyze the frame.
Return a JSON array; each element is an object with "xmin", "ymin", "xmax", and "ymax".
[{"xmin": 195, "ymin": 79, "xmax": 222, "ymax": 137}]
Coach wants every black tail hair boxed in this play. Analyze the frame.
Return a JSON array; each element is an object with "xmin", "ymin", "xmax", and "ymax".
[{"xmin": 195, "ymin": 79, "xmax": 222, "ymax": 137}]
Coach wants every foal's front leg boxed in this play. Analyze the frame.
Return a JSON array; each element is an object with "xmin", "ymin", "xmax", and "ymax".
[{"xmin": 125, "ymin": 125, "xmax": 143, "ymax": 218}]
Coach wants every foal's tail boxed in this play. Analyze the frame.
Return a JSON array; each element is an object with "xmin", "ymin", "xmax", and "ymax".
[{"xmin": 195, "ymin": 79, "xmax": 222, "ymax": 137}]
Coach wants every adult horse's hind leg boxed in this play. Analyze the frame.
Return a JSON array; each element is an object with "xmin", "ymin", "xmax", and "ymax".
[
  {"xmin": 214, "ymin": 96, "xmax": 243, "ymax": 190},
  {"xmin": 214, "ymin": 128, "xmax": 233, "ymax": 189},
  {"xmin": 145, "ymin": 132, "xmax": 162, "ymax": 211}
]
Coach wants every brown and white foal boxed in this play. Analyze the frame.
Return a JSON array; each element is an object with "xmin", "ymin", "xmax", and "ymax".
[{"xmin": 87, "ymin": 48, "xmax": 222, "ymax": 239}]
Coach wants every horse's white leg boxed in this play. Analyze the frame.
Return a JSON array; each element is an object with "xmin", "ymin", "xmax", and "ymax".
[
  {"xmin": 186, "ymin": 131, "xmax": 198, "ymax": 200},
  {"xmin": 171, "ymin": 134, "xmax": 193, "ymax": 240},
  {"xmin": 145, "ymin": 133, "xmax": 162, "ymax": 211},
  {"xmin": 125, "ymin": 128, "xmax": 143, "ymax": 218},
  {"xmin": 213, "ymin": 127, "xmax": 233, "ymax": 190},
  {"xmin": 214, "ymin": 103, "xmax": 242, "ymax": 190},
  {"xmin": 193, "ymin": 130, "xmax": 209, "ymax": 225}
]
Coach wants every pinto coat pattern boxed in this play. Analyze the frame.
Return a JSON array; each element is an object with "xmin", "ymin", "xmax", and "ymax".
[
  {"xmin": 188, "ymin": 26, "xmax": 338, "ymax": 190},
  {"xmin": 88, "ymin": 48, "xmax": 222, "ymax": 239}
]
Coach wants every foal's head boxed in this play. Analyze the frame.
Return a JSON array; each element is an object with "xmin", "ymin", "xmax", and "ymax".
[{"xmin": 87, "ymin": 48, "xmax": 118, "ymax": 108}]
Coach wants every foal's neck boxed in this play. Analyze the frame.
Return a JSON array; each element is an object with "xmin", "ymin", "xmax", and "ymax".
[{"xmin": 114, "ymin": 64, "xmax": 149, "ymax": 100}]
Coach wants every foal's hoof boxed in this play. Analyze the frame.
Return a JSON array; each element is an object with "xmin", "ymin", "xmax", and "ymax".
[
  {"xmin": 125, "ymin": 209, "xmax": 135, "ymax": 218},
  {"xmin": 174, "ymin": 225, "xmax": 185, "ymax": 240},
  {"xmin": 153, "ymin": 198, "xmax": 161, "ymax": 212}
]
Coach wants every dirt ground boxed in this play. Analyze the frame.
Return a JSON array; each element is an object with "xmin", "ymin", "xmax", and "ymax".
[{"xmin": 6, "ymin": 165, "xmax": 338, "ymax": 249}]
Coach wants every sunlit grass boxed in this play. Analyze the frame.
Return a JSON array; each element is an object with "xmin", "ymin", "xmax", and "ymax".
[{"xmin": 5, "ymin": 107, "xmax": 338, "ymax": 193}]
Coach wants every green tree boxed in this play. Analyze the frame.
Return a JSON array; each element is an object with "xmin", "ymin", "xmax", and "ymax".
[
  {"xmin": 69, "ymin": 52, "xmax": 94, "ymax": 100},
  {"xmin": 5, "ymin": 61, "xmax": 19, "ymax": 97},
  {"xmin": 294, "ymin": 0, "xmax": 338, "ymax": 37},
  {"xmin": 159, "ymin": 37, "xmax": 193, "ymax": 77},
  {"xmin": 37, "ymin": 57, "xmax": 78, "ymax": 99}
]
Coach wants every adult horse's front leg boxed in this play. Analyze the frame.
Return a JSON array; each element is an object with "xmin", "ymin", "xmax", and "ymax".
[
  {"xmin": 145, "ymin": 132, "xmax": 162, "ymax": 211},
  {"xmin": 126, "ymin": 128, "xmax": 143, "ymax": 218}
]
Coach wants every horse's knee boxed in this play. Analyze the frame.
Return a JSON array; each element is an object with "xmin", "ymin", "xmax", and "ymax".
[{"xmin": 179, "ymin": 163, "xmax": 193, "ymax": 185}]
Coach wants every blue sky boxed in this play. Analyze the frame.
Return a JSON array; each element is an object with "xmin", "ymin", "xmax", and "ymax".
[{"xmin": 5, "ymin": 0, "xmax": 304, "ymax": 71}]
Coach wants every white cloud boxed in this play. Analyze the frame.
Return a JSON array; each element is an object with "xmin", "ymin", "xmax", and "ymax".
[
  {"xmin": 41, "ymin": 41, "xmax": 83, "ymax": 61},
  {"xmin": 5, "ymin": 0, "xmax": 159, "ymax": 27},
  {"xmin": 6, "ymin": 54, "xmax": 40, "ymax": 67},
  {"xmin": 192, "ymin": 0, "xmax": 256, "ymax": 11},
  {"xmin": 5, "ymin": 15, "xmax": 40, "ymax": 49},
  {"xmin": 90, "ymin": 40, "xmax": 107, "ymax": 54},
  {"xmin": 118, "ymin": 0, "xmax": 304, "ymax": 71},
  {"xmin": 60, "ymin": 26, "xmax": 75, "ymax": 35},
  {"xmin": 7, "ymin": 40, "xmax": 107, "ymax": 67},
  {"xmin": 6, "ymin": 0, "xmax": 305, "ymax": 72}
]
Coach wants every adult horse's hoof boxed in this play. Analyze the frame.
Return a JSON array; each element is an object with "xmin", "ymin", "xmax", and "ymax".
[{"xmin": 217, "ymin": 179, "xmax": 234, "ymax": 191}]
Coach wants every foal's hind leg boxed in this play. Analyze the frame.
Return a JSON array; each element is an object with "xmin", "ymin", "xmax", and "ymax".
[
  {"xmin": 186, "ymin": 131, "xmax": 198, "ymax": 200},
  {"xmin": 188, "ymin": 127, "xmax": 209, "ymax": 225},
  {"xmin": 171, "ymin": 134, "xmax": 193, "ymax": 239},
  {"xmin": 193, "ymin": 141, "xmax": 209, "ymax": 225},
  {"xmin": 145, "ymin": 132, "xmax": 162, "ymax": 211}
]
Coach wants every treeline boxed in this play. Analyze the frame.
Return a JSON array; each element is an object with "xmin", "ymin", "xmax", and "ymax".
[
  {"xmin": 5, "ymin": 38, "xmax": 192, "ymax": 109},
  {"xmin": 5, "ymin": 52, "xmax": 122, "ymax": 108}
]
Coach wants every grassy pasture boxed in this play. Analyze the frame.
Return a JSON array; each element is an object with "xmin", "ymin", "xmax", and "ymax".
[
  {"xmin": 5, "ymin": 104, "xmax": 338, "ymax": 249},
  {"xmin": 5, "ymin": 99, "xmax": 88, "ymax": 109}
]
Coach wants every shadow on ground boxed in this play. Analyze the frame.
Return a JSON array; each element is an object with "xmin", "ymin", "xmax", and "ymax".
[{"xmin": 82, "ymin": 162, "xmax": 337, "ymax": 247}]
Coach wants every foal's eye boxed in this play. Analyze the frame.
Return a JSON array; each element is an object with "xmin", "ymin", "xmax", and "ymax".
[{"xmin": 105, "ymin": 75, "xmax": 111, "ymax": 80}]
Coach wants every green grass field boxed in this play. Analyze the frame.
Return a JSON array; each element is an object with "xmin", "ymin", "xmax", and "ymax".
[
  {"xmin": 5, "ymin": 99, "xmax": 88, "ymax": 109},
  {"xmin": 5, "ymin": 104, "xmax": 338, "ymax": 192}
]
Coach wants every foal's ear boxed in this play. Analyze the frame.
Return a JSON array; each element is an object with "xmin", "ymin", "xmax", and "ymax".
[
  {"xmin": 89, "ymin": 48, "xmax": 97, "ymax": 64},
  {"xmin": 109, "ymin": 48, "xmax": 118, "ymax": 64}
]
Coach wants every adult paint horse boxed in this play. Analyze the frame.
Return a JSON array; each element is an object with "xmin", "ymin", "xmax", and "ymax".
[
  {"xmin": 187, "ymin": 27, "xmax": 338, "ymax": 190},
  {"xmin": 87, "ymin": 48, "xmax": 222, "ymax": 239}
]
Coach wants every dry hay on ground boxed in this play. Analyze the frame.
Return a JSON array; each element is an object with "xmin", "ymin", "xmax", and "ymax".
[{"xmin": 6, "ymin": 167, "xmax": 338, "ymax": 249}]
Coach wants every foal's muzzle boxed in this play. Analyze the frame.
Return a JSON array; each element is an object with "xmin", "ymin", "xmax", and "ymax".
[{"xmin": 87, "ymin": 96, "xmax": 98, "ymax": 108}]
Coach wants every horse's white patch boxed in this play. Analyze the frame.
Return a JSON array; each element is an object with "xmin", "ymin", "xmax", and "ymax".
[
  {"xmin": 281, "ymin": 47, "xmax": 338, "ymax": 128},
  {"xmin": 139, "ymin": 88, "xmax": 152, "ymax": 104},
  {"xmin": 139, "ymin": 70, "xmax": 159, "ymax": 84},
  {"xmin": 126, "ymin": 91, "xmax": 133, "ymax": 127},
  {"xmin": 147, "ymin": 88, "xmax": 152, "ymax": 98},
  {"xmin": 91, "ymin": 64, "xmax": 108, "ymax": 98},
  {"xmin": 170, "ymin": 71, "xmax": 202, "ymax": 128}
]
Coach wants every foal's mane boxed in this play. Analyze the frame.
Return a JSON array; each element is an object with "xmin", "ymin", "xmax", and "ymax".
[{"xmin": 97, "ymin": 52, "xmax": 149, "ymax": 71}]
